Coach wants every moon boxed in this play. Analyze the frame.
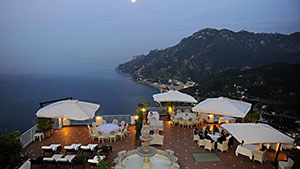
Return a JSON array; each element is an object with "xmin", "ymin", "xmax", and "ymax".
[{"xmin": 131, "ymin": 0, "xmax": 136, "ymax": 3}]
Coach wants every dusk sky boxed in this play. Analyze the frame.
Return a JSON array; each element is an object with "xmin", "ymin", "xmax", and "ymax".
[{"xmin": 0, "ymin": 0, "xmax": 299, "ymax": 75}]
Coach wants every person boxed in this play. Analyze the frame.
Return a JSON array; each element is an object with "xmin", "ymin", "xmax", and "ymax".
[
  {"xmin": 225, "ymin": 133, "xmax": 234, "ymax": 148},
  {"xmin": 204, "ymin": 126, "xmax": 210, "ymax": 136},
  {"xmin": 193, "ymin": 128, "xmax": 199, "ymax": 135},
  {"xmin": 213, "ymin": 125, "xmax": 219, "ymax": 134},
  {"xmin": 217, "ymin": 132, "xmax": 226, "ymax": 144},
  {"xmin": 198, "ymin": 131, "xmax": 204, "ymax": 139}
]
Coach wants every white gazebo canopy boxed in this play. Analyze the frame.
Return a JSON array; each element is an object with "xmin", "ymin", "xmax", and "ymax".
[
  {"xmin": 192, "ymin": 97, "xmax": 251, "ymax": 118},
  {"xmin": 36, "ymin": 100, "xmax": 100, "ymax": 121},
  {"xmin": 153, "ymin": 90, "xmax": 197, "ymax": 103},
  {"xmin": 221, "ymin": 123, "xmax": 294, "ymax": 144}
]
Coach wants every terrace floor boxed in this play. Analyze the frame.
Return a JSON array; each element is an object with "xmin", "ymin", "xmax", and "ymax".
[{"xmin": 24, "ymin": 120, "xmax": 286, "ymax": 169}]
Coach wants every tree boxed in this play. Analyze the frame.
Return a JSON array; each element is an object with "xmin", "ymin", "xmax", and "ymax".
[
  {"xmin": 0, "ymin": 131, "xmax": 25, "ymax": 169},
  {"xmin": 244, "ymin": 110, "xmax": 260, "ymax": 123},
  {"xmin": 135, "ymin": 108, "xmax": 144, "ymax": 141}
]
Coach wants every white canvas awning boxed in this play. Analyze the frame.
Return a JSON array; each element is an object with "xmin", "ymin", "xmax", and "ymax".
[
  {"xmin": 36, "ymin": 100, "xmax": 100, "ymax": 121},
  {"xmin": 221, "ymin": 123, "xmax": 294, "ymax": 144},
  {"xmin": 153, "ymin": 90, "xmax": 197, "ymax": 103},
  {"xmin": 192, "ymin": 97, "xmax": 251, "ymax": 118}
]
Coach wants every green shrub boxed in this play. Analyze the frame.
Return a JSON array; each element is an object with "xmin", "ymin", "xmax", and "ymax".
[
  {"xmin": 37, "ymin": 118, "xmax": 53, "ymax": 132},
  {"xmin": 244, "ymin": 110, "xmax": 260, "ymax": 123},
  {"xmin": 96, "ymin": 149, "xmax": 109, "ymax": 169},
  {"xmin": 0, "ymin": 131, "xmax": 25, "ymax": 169},
  {"xmin": 135, "ymin": 108, "xmax": 144, "ymax": 141}
]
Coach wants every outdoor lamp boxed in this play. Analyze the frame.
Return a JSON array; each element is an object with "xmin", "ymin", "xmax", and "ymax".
[{"xmin": 141, "ymin": 108, "xmax": 146, "ymax": 112}]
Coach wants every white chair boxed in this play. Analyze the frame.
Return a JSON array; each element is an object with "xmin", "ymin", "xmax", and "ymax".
[
  {"xmin": 217, "ymin": 140, "xmax": 229, "ymax": 153},
  {"xmin": 253, "ymin": 149, "xmax": 266, "ymax": 164},
  {"xmin": 278, "ymin": 158, "xmax": 294, "ymax": 169},
  {"xmin": 89, "ymin": 129, "xmax": 98, "ymax": 141},
  {"xmin": 195, "ymin": 117, "xmax": 202, "ymax": 127},
  {"xmin": 198, "ymin": 139, "xmax": 205, "ymax": 147},
  {"xmin": 92, "ymin": 122, "xmax": 97, "ymax": 127},
  {"xmin": 204, "ymin": 139, "xmax": 214, "ymax": 152},
  {"xmin": 186, "ymin": 118, "xmax": 194, "ymax": 128},
  {"xmin": 101, "ymin": 120, "xmax": 107, "ymax": 125},
  {"xmin": 97, "ymin": 130, "xmax": 105, "ymax": 143},
  {"xmin": 149, "ymin": 135, "xmax": 164, "ymax": 146},
  {"xmin": 184, "ymin": 109, "xmax": 190, "ymax": 113},
  {"xmin": 171, "ymin": 115, "xmax": 179, "ymax": 127},
  {"xmin": 176, "ymin": 109, "xmax": 182, "ymax": 114},
  {"xmin": 149, "ymin": 120, "xmax": 164, "ymax": 132},
  {"xmin": 120, "ymin": 120, "xmax": 126, "ymax": 126},
  {"xmin": 193, "ymin": 134, "xmax": 200, "ymax": 142},
  {"xmin": 117, "ymin": 128, "xmax": 126, "ymax": 140},
  {"xmin": 112, "ymin": 119, "xmax": 118, "ymax": 125},
  {"xmin": 109, "ymin": 130, "xmax": 117, "ymax": 143}
]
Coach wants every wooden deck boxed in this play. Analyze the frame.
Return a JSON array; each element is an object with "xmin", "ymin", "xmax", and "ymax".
[{"xmin": 24, "ymin": 121, "xmax": 286, "ymax": 169}]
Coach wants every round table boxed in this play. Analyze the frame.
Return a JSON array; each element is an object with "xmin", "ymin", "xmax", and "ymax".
[
  {"xmin": 208, "ymin": 133, "xmax": 220, "ymax": 142},
  {"xmin": 175, "ymin": 112, "xmax": 196, "ymax": 121},
  {"xmin": 97, "ymin": 124, "xmax": 119, "ymax": 137}
]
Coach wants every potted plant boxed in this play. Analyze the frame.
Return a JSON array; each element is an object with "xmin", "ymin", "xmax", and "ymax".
[
  {"xmin": 37, "ymin": 118, "xmax": 52, "ymax": 137},
  {"xmin": 96, "ymin": 149, "xmax": 109, "ymax": 169}
]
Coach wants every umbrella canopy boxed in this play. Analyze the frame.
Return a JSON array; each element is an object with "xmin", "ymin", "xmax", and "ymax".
[
  {"xmin": 153, "ymin": 90, "xmax": 197, "ymax": 103},
  {"xmin": 36, "ymin": 100, "xmax": 100, "ymax": 121},
  {"xmin": 192, "ymin": 97, "xmax": 251, "ymax": 118},
  {"xmin": 221, "ymin": 123, "xmax": 294, "ymax": 144}
]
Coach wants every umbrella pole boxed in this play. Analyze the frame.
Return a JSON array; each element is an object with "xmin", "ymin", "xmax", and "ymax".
[{"xmin": 272, "ymin": 143, "xmax": 281, "ymax": 168}]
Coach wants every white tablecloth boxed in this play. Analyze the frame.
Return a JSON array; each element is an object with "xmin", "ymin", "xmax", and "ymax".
[
  {"xmin": 147, "ymin": 111, "xmax": 160, "ymax": 121},
  {"xmin": 97, "ymin": 124, "xmax": 119, "ymax": 137},
  {"xmin": 235, "ymin": 144, "xmax": 259, "ymax": 160},
  {"xmin": 175, "ymin": 112, "xmax": 196, "ymax": 121},
  {"xmin": 208, "ymin": 133, "xmax": 220, "ymax": 142}
]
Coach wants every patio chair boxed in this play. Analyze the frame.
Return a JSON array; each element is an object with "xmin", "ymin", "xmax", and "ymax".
[
  {"xmin": 202, "ymin": 127, "xmax": 206, "ymax": 133},
  {"xmin": 184, "ymin": 109, "xmax": 190, "ymax": 113},
  {"xmin": 149, "ymin": 135, "xmax": 164, "ymax": 146},
  {"xmin": 117, "ymin": 127, "xmax": 126, "ymax": 140},
  {"xmin": 204, "ymin": 139, "xmax": 215, "ymax": 152},
  {"xmin": 43, "ymin": 154, "xmax": 64, "ymax": 168},
  {"xmin": 98, "ymin": 145, "xmax": 113, "ymax": 158},
  {"xmin": 64, "ymin": 144, "xmax": 81, "ymax": 155},
  {"xmin": 80, "ymin": 144, "xmax": 98, "ymax": 157},
  {"xmin": 186, "ymin": 118, "xmax": 194, "ymax": 128},
  {"xmin": 112, "ymin": 119, "xmax": 118, "ymax": 125},
  {"xmin": 217, "ymin": 140, "xmax": 229, "ymax": 153},
  {"xmin": 97, "ymin": 130, "xmax": 105, "ymax": 143},
  {"xmin": 193, "ymin": 134, "xmax": 200, "ymax": 142},
  {"xmin": 253, "ymin": 149, "xmax": 266, "ymax": 164},
  {"xmin": 88, "ymin": 155, "xmax": 106, "ymax": 168},
  {"xmin": 57, "ymin": 154, "xmax": 76, "ymax": 169},
  {"xmin": 195, "ymin": 117, "xmax": 202, "ymax": 127},
  {"xmin": 92, "ymin": 122, "xmax": 97, "ymax": 127},
  {"xmin": 89, "ymin": 129, "xmax": 98, "ymax": 141},
  {"xmin": 278, "ymin": 158, "xmax": 294, "ymax": 169},
  {"xmin": 198, "ymin": 139, "xmax": 205, "ymax": 147},
  {"xmin": 178, "ymin": 118, "xmax": 184, "ymax": 127},
  {"xmin": 72, "ymin": 156, "xmax": 87, "ymax": 169},
  {"xmin": 120, "ymin": 120, "xmax": 126, "ymax": 127},
  {"xmin": 101, "ymin": 120, "xmax": 107, "ymax": 125},
  {"xmin": 176, "ymin": 109, "xmax": 182, "ymax": 114},
  {"xmin": 41, "ymin": 144, "xmax": 62, "ymax": 157},
  {"xmin": 125, "ymin": 123, "xmax": 130, "ymax": 136},
  {"xmin": 109, "ymin": 130, "xmax": 117, "ymax": 143},
  {"xmin": 29, "ymin": 156, "xmax": 44, "ymax": 169}
]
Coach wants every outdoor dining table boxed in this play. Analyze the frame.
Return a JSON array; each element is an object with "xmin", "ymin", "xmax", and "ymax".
[
  {"xmin": 175, "ymin": 112, "xmax": 196, "ymax": 121},
  {"xmin": 96, "ymin": 123, "xmax": 119, "ymax": 137},
  {"xmin": 208, "ymin": 133, "xmax": 221, "ymax": 142}
]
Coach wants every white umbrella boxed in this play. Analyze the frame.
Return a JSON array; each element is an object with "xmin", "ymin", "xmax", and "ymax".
[
  {"xmin": 36, "ymin": 100, "xmax": 100, "ymax": 121},
  {"xmin": 221, "ymin": 123, "xmax": 294, "ymax": 144},
  {"xmin": 192, "ymin": 97, "xmax": 251, "ymax": 118},
  {"xmin": 153, "ymin": 90, "xmax": 197, "ymax": 103}
]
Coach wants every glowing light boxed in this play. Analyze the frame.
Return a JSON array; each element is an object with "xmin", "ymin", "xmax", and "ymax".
[
  {"xmin": 141, "ymin": 108, "xmax": 146, "ymax": 112},
  {"xmin": 96, "ymin": 116, "xmax": 101, "ymax": 120},
  {"xmin": 131, "ymin": 0, "xmax": 136, "ymax": 3},
  {"xmin": 63, "ymin": 118, "xmax": 67, "ymax": 120},
  {"xmin": 297, "ymin": 146, "xmax": 300, "ymax": 150},
  {"xmin": 168, "ymin": 107, "xmax": 173, "ymax": 113},
  {"xmin": 135, "ymin": 115, "xmax": 139, "ymax": 120}
]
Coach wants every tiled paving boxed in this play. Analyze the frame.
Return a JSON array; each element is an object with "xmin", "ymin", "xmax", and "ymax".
[{"xmin": 25, "ymin": 121, "xmax": 286, "ymax": 169}]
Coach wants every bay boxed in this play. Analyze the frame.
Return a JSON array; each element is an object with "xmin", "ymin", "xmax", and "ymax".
[{"xmin": 0, "ymin": 70, "xmax": 158, "ymax": 132}]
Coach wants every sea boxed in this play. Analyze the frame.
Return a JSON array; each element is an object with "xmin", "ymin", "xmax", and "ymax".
[{"xmin": 0, "ymin": 69, "xmax": 158, "ymax": 133}]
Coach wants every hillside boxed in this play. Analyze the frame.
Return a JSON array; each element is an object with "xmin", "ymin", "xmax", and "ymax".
[
  {"xmin": 182, "ymin": 63, "xmax": 300, "ymax": 119},
  {"xmin": 116, "ymin": 28, "xmax": 300, "ymax": 84}
]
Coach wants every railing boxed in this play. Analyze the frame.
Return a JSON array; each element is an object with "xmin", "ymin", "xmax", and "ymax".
[
  {"xmin": 19, "ymin": 124, "xmax": 38, "ymax": 148},
  {"xmin": 102, "ymin": 115, "xmax": 131, "ymax": 124}
]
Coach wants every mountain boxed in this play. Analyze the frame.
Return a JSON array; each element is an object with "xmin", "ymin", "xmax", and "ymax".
[
  {"xmin": 181, "ymin": 63, "xmax": 300, "ymax": 119},
  {"xmin": 116, "ymin": 28, "xmax": 300, "ymax": 84}
]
